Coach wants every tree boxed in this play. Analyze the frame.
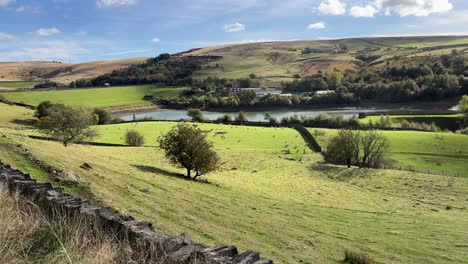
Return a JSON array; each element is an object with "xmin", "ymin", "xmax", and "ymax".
[
  {"xmin": 460, "ymin": 95, "xmax": 468, "ymax": 126},
  {"xmin": 325, "ymin": 129, "xmax": 388, "ymax": 168},
  {"xmin": 236, "ymin": 112, "xmax": 248, "ymax": 123},
  {"xmin": 35, "ymin": 101, "xmax": 53, "ymax": 119},
  {"xmin": 125, "ymin": 130, "xmax": 145, "ymax": 146},
  {"xmin": 158, "ymin": 123, "xmax": 219, "ymax": 179},
  {"xmin": 40, "ymin": 105, "xmax": 98, "ymax": 146},
  {"xmin": 93, "ymin": 108, "xmax": 111, "ymax": 125},
  {"xmin": 187, "ymin": 108, "xmax": 204, "ymax": 122}
]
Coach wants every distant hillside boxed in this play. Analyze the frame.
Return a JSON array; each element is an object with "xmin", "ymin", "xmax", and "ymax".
[
  {"xmin": 0, "ymin": 58, "xmax": 147, "ymax": 83},
  {"xmin": 184, "ymin": 36, "xmax": 468, "ymax": 86}
]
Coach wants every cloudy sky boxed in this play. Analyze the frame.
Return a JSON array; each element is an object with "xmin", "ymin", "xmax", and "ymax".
[{"xmin": 0, "ymin": 0, "xmax": 467, "ymax": 62}]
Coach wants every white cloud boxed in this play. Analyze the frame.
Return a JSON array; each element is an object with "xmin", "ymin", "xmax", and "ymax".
[
  {"xmin": 96, "ymin": 0, "xmax": 137, "ymax": 8},
  {"xmin": 16, "ymin": 5, "xmax": 40, "ymax": 13},
  {"xmin": 33, "ymin": 27, "xmax": 61, "ymax": 36},
  {"xmin": 0, "ymin": 0, "xmax": 14, "ymax": 6},
  {"xmin": 0, "ymin": 32, "xmax": 15, "ymax": 40},
  {"xmin": 318, "ymin": 0, "xmax": 346, "ymax": 15},
  {"xmin": 374, "ymin": 0, "xmax": 453, "ymax": 17},
  {"xmin": 224, "ymin": 22, "xmax": 246, "ymax": 33},
  {"xmin": 350, "ymin": 5, "xmax": 378, "ymax": 18},
  {"xmin": 307, "ymin": 22, "xmax": 326, "ymax": 30},
  {"xmin": 0, "ymin": 41, "xmax": 88, "ymax": 61},
  {"xmin": 151, "ymin": 37, "xmax": 160, "ymax": 43}
]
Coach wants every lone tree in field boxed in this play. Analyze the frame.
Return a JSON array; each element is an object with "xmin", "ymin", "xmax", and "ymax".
[
  {"xmin": 187, "ymin": 108, "xmax": 204, "ymax": 122},
  {"xmin": 236, "ymin": 112, "xmax": 248, "ymax": 123},
  {"xmin": 325, "ymin": 129, "xmax": 389, "ymax": 168},
  {"xmin": 93, "ymin": 108, "xmax": 111, "ymax": 125},
  {"xmin": 40, "ymin": 105, "xmax": 98, "ymax": 146},
  {"xmin": 125, "ymin": 130, "xmax": 145, "ymax": 146},
  {"xmin": 158, "ymin": 123, "xmax": 219, "ymax": 179},
  {"xmin": 460, "ymin": 95, "xmax": 468, "ymax": 126}
]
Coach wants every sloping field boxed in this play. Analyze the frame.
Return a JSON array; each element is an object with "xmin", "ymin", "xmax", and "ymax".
[
  {"xmin": 311, "ymin": 128, "xmax": 468, "ymax": 176},
  {"xmin": 0, "ymin": 81, "xmax": 41, "ymax": 90},
  {"xmin": 0, "ymin": 85, "xmax": 186, "ymax": 108},
  {"xmin": 1, "ymin": 122, "xmax": 467, "ymax": 263},
  {"xmin": 0, "ymin": 58, "xmax": 146, "ymax": 83},
  {"xmin": 0, "ymin": 103, "xmax": 35, "ymax": 128},
  {"xmin": 186, "ymin": 36, "xmax": 468, "ymax": 84}
]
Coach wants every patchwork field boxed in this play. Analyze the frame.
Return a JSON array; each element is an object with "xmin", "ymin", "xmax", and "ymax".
[
  {"xmin": 0, "ymin": 122, "xmax": 467, "ymax": 263},
  {"xmin": 0, "ymin": 85, "xmax": 186, "ymax": 108},
  {"xmin": 311, "ymin": 128, "xmax": 468, "ymax": 176}
]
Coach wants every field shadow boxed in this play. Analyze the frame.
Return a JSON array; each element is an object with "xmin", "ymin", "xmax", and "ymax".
[
  {"xmin": 310, "ymin": 162, "xmax": 365, "ymax": 181},
  {"xmin": 132, "ymin": 164, "xmax": 216, "ymax": 186},
  {"xmin": 10, "ymin": 119, "xmax": 37, "ymax": 127}
]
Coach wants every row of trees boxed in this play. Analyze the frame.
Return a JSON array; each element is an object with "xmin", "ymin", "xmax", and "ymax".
[{"xmin": 70, "ymin": 54, "xmax": 219, "ymax": 88}]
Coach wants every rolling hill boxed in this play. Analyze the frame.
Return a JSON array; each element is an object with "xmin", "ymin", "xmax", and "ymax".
[
  {"xmin": 0, "ymin": 57, "xmax": 146, "ymax": 83},
  {"xmin": 1, "ymin": 36, "xmax": 467, "ymax": 87}
]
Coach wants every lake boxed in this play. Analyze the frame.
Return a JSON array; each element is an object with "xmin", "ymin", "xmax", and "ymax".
[{"xmin": 121, "ymin": 107, "xmax": 424, "ymax": 122}]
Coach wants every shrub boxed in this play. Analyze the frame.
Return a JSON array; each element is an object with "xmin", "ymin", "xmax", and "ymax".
[
  {"xmin": 456, "ymin": 127, "xmax": 468, "ymax": 134},
  {"xmin": 344, "ymin": 250, "xmax": 375, "ymax": 264},
  {"xmin": 93, "ymin": 108, "xmax": 111, "ymax": 125},
  {"xmin": 110, "ymin": 117, "xmax": 124, "ymax": 124},
  {"xmin": 125, "ymin": 130, "xmax": 145, "ymax": 146},
  {"xmin": 188, "ymin": 108, "xmax": 204, "ymax": 122}
]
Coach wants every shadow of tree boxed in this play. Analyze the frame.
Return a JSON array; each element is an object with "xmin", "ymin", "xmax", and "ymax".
[
  {"xmin": 10, "ymin": 119, "xmax": 36, "ymax": 127},
  {"xmin": 310, "ymin": 162, "xmax": 367, "ymax": 181},
  {"xmin": 132, "ymin": 164, "xmax": 216, "ymax": 186}
]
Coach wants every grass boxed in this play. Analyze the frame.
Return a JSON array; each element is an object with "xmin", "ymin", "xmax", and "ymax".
[
  {"xmin": 0, "ymin": 81, "xmax": 41, "ymax": 90},
  {"xmin": 360, "ymin": 114, "xmax": 462, "ymax": 131},
  {"xmin": 0, "ymin": 85, "xmax": 187, "ymax": 108},
  {"xmin": 310, "ymin": 128, "xmax": 468, "ymax": 176},
  {"xmin": 0, "ymin": 103, "xmax": 35, "ymax": 128},
  {"xmin": 1, "ymin": 122, "xmax": 468, "ymax": 263}
]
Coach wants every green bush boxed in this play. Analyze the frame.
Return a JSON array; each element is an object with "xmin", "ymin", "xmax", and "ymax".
[
  {"xmin": 125, "ymin": 130, "xmax": 145, "ymax": 146},
  {"xmin": 344, "ymin": 250, "xmax": 374, "ymax": 264}
]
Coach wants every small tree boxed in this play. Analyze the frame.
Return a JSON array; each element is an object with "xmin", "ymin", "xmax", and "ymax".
[
  {"xmin": 236, "ymin": 112, "xmax": 248, "ymax": 123},
  {"xmin": 460, "ymin": 95, "xmax": 468, "ymax": 126},
  {"xmin": 35, "ymin": 101, "xmax": 54, "ymax": 119},
  {"xmin": 93, "ymin": 108, "xmax": 111, "ymax": 125},
  {"xmin": 125, "ymin": 130, "xmax": 145, "ymax": 146},
  {"xmin": 158, "ymin": 123, "xmax": 219, "ymax": 179},
  {"xmin": 325, "ymin": 129, "xmax": 388, "ymax": 168},
  {"xmin": 187, "ymin": 108, "xmax": 204, "ymax": 122},
  {"xmin": 40, "ymin": 105, "xmax": 98, "ymax": 146}
]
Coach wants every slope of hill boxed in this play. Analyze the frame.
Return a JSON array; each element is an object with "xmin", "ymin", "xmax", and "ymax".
[
  {"xmin": 185, "ymin": 36, "xmax": 468, "ymax": 85},
  {"xmin": 0, "ymin": 58, "xmax": 147, "ymax": 83}
]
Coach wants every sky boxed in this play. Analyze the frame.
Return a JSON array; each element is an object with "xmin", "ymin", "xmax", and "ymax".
[{"xmin": 0, "ymin": 0, "xmax": 467, "ymax": 62}]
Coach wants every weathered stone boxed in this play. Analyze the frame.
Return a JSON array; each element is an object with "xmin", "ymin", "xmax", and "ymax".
[
  {"xmin": 234, "ymin": 251, "xmax": 261, "ymax": 263},
  {"xmin": 170, "ymin": 243, "xmax": 207, "ymax": 262}
]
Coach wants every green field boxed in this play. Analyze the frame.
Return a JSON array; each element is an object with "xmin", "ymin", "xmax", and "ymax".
[
  {"xmin": 1, "ymin": 122, "xmax": 468, "ymax": 263},
  {"xmin": 311, "ymin": 128, "xmax": 468, "ymax": 176},
  {"xmin": 0, "ymin": 81, "xmax": 41, "ymax": 90},
  {"xmin": 360, "ymin": 114, "xmax": 462, "ymax": 131},
  {"xmin": 0, "ymin": 85, "xmax": 186, "ymax": 108},
  {"xmin": 0, "ymin": 103, "xmax": 35, "ymax": 128}
]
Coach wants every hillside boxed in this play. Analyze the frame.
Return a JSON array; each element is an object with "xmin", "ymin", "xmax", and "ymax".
[
  {"xmin": 185, "ymin": 36, "xmax": 468, "ymax": 85},
  {"xmin": 0, "ymin": 58, "xmax": 146, "ymax": 83}
]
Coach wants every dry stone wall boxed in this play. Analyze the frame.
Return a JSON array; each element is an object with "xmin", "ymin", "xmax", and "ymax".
[{"xmin": 0, "ymin": 160, "xmax": 272, "ymax": 264}]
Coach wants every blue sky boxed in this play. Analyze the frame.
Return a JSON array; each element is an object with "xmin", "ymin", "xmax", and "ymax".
[{"xmin": 0, "ymin": 0, "xmax": 467, "ymax": 62}]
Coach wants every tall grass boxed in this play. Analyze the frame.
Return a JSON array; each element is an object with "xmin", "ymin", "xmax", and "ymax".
[{"xmin": 0, "ymin": 186, "xmax": 176, "ymax": 264}]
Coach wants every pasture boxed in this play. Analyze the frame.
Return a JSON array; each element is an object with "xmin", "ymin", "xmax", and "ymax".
[
  {"xmin": 360, "ymin": 114, "xmax": 462, "ymax": 131},
  {"xmin": 0, "ymin": 122, "xmax": 467, "ymax": 263},
  {"xmin": 0, "ymin": 103, "xmax": 35, "ymax": 128},
  {"xmin": 0, "ymin": 85, "xmax": 186, "ymax": 108},
  {"xmin": 311, "ymin": 128, "xmax": 468, "ymax": 176},
  {"xmin": 0, "ymin": 81, "xmax": 41, "ymax": 90}
]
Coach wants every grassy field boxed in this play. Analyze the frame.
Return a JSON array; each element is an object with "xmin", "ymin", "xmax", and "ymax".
[
  {"xmin": 0, "ymin": 103, "xmax": 35, "ymax": 128},
  {"xmin": 0, "ymin": 85, "xmax": 186, "ymax": 108},
  {"xmin": 311, "ymin": 128, "xmax": 468, "ymax": 176},
  {"xmin": 0, "ymin": 122, "xmax": 467, "ymax": 263},
  {"xmin": 0, "ymin": 81, "xmax": 41, "ymax": 90},
  {"xmin": 360, "ymin": 114, "xmax": 462, "ymax": 131}
]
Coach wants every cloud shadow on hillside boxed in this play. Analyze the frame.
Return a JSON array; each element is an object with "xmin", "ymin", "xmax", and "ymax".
[{"xmin": 132, "ymin": 164, "xmax": 217, "ymax": 186}]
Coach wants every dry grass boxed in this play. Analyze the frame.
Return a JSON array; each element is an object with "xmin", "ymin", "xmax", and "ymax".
[{"xmin": 0, "ymin": 186, "xmax": 181, "ymax": 264}]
